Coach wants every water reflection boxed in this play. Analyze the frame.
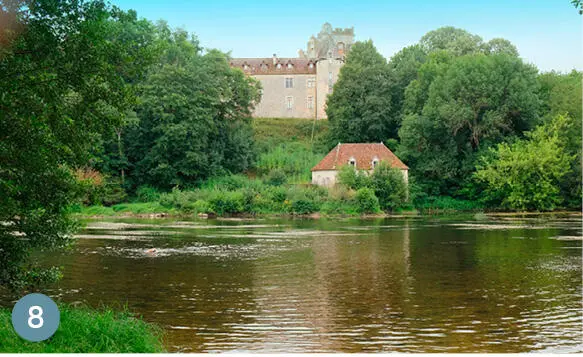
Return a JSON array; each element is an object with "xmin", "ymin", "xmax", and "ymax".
[{"xmin": 3, "ymin": 216, "xmax": 580, "ymax": 352}]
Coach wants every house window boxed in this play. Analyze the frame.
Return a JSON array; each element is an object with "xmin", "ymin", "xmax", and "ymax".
[
  {"xmin": 286, "ymin": 96, "xmax": 294, "ymax": 110},
  {"xmin": 260, "ymin": 63, "xmax": 268, "ymax": 71},
  {"xmin": 276, "ymin": 63, "xmax": 282, "ymax": 69},
  {"xmin": 349, "ymin": 158, "xmax": 356, "ymax": 167},
  {"xmin": 372, "ymin": 158, "xmax": 379, "ymax": 168},
  {"xmin": 308, "ymin": 62, "xmax": 314, "ymax": 69},
  {"xmin": 306, "ymin": 96, "xmax": 314, "ymax": 109},
  {"xmin": 285, "ymin": 77, "xmax": 294, "ymax": 88},
  {"xmin": 287, "ymin": 63, "xmax": 293, "ymax": 70},
  {"xmin": 307, "ymin": 77, "xmax": 316, "ymax": 88}
]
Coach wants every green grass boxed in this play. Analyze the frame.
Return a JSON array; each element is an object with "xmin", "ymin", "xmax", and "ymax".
[
  {"xmin": 73, "ymin": 202, "xmax": 173, "ymax": 216},
  {"xmin": 0, "ymin": 306, "xmax": 165, "ymax": 353},
  {"xmin": 252, "ymin": 117, "xmax": 330, "ymax": 154}
]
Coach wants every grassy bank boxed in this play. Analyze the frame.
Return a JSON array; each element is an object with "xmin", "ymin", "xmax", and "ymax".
[{"xmin": 0, "ymin": 306, "xmax": 165, "ymax": 353}]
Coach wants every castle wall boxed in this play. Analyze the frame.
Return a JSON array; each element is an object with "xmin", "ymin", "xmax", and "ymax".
[
  {"xmin": 316, "ymin": 59, "xmax": 344, "ymax": 120},
  {"xmin": 252, "ymin": 74, "xmax": 316, "ymax": 119}
]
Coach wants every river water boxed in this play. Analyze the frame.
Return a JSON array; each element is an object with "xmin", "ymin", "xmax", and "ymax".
[{"xmin": 26, "ymin": 215, "xmax": 583, "ymax": 352}]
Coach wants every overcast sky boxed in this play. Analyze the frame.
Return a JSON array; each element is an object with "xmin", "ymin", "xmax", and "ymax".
[{"xmin": 114, "ymin": 0, "xmax": 582, "ymax": 73}]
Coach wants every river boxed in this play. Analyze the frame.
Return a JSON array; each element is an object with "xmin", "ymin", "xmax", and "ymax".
[{"xmin": 26, "ymin": 215, "xmax": 583, "ymax": 352}]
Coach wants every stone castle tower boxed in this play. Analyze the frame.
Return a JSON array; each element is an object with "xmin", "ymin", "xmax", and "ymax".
[
  {"xmin": 230, "ymin": 23, "xmax": 355, "ymax": 120},
  {"xmin": 300, "ymin": 22, "xmax": 355, "ymax": 60}
]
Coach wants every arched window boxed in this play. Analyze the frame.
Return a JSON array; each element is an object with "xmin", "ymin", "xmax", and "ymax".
[
  {"xmin": 276, "ymin": 63, "xmax": 282, "ymax": 69},
  {"xmin": 372, "ymin": 156, "xmax": 379, "ymax": 169},
  {"xmin": 349, "ymin": 157, "xmax": 356, "ymax": 167},
  {"xmin": 287, "ymin": 63, "xmax": 293, "ymax": 70}
]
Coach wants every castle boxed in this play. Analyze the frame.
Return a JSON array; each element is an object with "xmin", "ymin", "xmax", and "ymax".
[{"xmin": 229, "ymin": 23, "xmax": 355, "ymax": 119}]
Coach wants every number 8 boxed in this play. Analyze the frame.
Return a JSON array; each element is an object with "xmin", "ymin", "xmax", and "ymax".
[{"xmin": 28, "ymin": 305, "xmax": 44, "ymax": 329}]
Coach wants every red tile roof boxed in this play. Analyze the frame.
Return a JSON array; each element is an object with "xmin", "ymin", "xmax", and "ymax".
[
  {"xmin": 311, "ymin": 143, "xmax": 408, "ymax": 171},
  {"xmin": 230, "ymin": 58, "xmax": 317, "ymax": 75}
]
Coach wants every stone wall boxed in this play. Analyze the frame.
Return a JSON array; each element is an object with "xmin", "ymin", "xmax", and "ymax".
[{"xmin": 252, "ymin": 74, "xmax": 317, "ymax": 119}]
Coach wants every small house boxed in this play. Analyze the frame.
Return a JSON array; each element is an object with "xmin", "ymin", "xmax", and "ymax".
[{"xmin": 311, "ymin": 142, "xmax": 408, "ymax": 187}]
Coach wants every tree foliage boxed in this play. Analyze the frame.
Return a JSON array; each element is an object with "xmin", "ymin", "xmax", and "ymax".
[
  {"xmin": 474, "ymin": 115, "xmax": 574, "ymax": 211},
  {"xmin": 398, "ymin": 53, "xmax": 540, "ymax": 195},
  {"xmin": 326, "ymin": 40, "xmax": 397, "ymax": 143},
  {"xmin": 0, "ymin": 0, "xmax": 156, "ymax": 290},
  {"xmin": 124, "ymin": 26, "xmax": 261, "ymax": 189}
]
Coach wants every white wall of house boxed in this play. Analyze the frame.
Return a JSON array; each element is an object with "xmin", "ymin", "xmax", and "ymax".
[
  {"xmin": 311, "ymin": 169, "xmax": 409, "ymax": 187},
  {"xmin": 311, "ymin": 170, "xmax": 338, "ymax": 187}
]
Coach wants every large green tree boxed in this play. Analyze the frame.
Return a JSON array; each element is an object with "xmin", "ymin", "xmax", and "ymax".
[
  {"xmin": 326, "ymin": 40, "xmax": 396, "ymax": 143},
  {"xmin": 0, "ymin": 0, "xmax": 155, "ymax": 290},
  {"xmin": 398, "ymin": 53, "xmax": 540, "ymax": 195},
  {"xmin": 125, "ymin": 28, "xmax": 261, "ymax": 189}
]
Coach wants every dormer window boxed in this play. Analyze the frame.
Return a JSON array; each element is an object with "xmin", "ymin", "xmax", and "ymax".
[
  {"xmin": 372, "ymin": 157, "xmax": 379, "ymax": 169},
  {"xmin": 276, "ymin": 63, "xmax": 282, "ymax": 69},
  {"xmin": 308, "ymin": 62, "xmax": 314, "ymax": 69},
  {"xmin": 287, "ymin": 63, "xmax": 293, "ymax": 70},
  {"xmin": 349, "ymin": 157, "xmax": 356, "ymax": 167},
  {"xmin": 243, "ymin": 64, "xmax": 250, "ymax": 71},
  {"xmin": 260, "ymin": 63, "xmax": 268, "ymax": 71}
]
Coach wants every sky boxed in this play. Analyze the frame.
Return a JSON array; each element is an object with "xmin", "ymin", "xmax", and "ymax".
[{"xmin": 113, "ymin": 0, "xmax": 582, "ymax": 72}]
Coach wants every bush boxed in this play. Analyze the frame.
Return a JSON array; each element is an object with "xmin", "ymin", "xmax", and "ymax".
[
  {"xmin": 290, "ymin": 198, "xmax": 319, "ymax": 215},
  {"xmin": 264, "ymin": 168, "xmax": 287, "ymax": 186},
  {"xmin": 136, "ymin": 185, "xmax": 161, "ymax": 202},
  {"xmin": 417, "ymin": 196, "xmax": 484, "ymax": 212},
  {"xmin": 370, "ymin": 163, "xmax": 408, "ymax": 211},
  {"xmin": 337, "ymin": 165, "xmax": 370, "ymax": 189},
  {"xmin": 355, "ymin": 188, "xmax": 381, "ymax": 214},
  {"xmin": 208, "ymin": 190, "xmax": 245, "ymax": 215}
]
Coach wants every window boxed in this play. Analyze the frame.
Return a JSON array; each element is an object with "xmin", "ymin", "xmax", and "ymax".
[
  {"xmin": 287, "ymin": 63, "xmax": 293, "ymax": 70},
  {"xmin": 372, "ymin": 157, "xmax": 379, "ymax": 169},
  {"xmin": 307, "ymin": 77, "xmax": 316, "ymax": 88},
  {"xmin": 328, "ymin": 85, "xmax": 333, "ymax": 94},
  {"xmin": 276, "ymin": 63, "xmax": 282, "ymax": 69},
  {"xmin": 260, "ymin": 63, "xmax": 268, "ymax": 71},
  {"xmin": 286, "ymin": 96, "xmax": 294, "ymax": 110},
  {"xmin": 285, "ymin": 77, "xmax": 294, "ymax": 88},
  {"xmin": 306, "ymin": 96, "xmax": 314, "ymax": 109},
  {"xmin": 308, "ymin": 62, "xmax": 314, "ymax": 69},
  {"xmin": 349, "ymin": 157, "xmax": 356, "ymax": 167}
]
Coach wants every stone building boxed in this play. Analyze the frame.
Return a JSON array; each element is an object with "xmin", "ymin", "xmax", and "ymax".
[
  {"xmin": 311, "ymin": 143, "xmax": 409, "ymax": 187},
  {"xmin": 229, "ymin": 23, "xmax": 354, "ymax": 119}
]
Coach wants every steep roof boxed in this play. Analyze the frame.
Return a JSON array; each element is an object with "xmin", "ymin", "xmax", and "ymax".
[
  {"xmin": 230, "ymin": 58, "xmax": 317, "ymax": 75},
  {"xmin": 311, "ymin": 143, "xmax": 408, "ymax": 171}
]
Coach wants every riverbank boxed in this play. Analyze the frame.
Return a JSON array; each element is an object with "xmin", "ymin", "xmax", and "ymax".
[
  {"xmin": 0, "ymin": 306, "xmax": 165, "ymax": 353},
  {"xmin": 71, "ymin": 201, "xmax": 581, "ymax": 220}
]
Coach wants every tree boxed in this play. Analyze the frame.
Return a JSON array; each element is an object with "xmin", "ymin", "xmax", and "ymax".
[
  {"xmin": 125, "ymin": 30, "xmax": 261, "ymax": 189},
  {"xmin": 326, "ymin": 40, "xmax": 397, "ymax": 143},
  {"xmin": 572, "ymin": 0, "xmax": 582, "ymax": 14},
  {"xmin": 399, "ymin": 54, "xmax": 540, "ymax": 195},
  {"xmin": 474, "ymin": 115, "xmax": 574, "ymax": 211},
  {"xmin": 419, "ymin": 26, "xmax": 484, "ymax": 56},
  {"xmin": 370, "ymin": 162, "xmax": 408, "ymax": 211},
  {"xmin": 387, "ymin": 44, "xmax": 427, "ymax": 123},
  {"xmin": 0, "ymin": 0, "xmax": 154, "ymax": 290},
  {"xmin": 483, "ymin": 38, "xmax": 519, "ymax": 56}
]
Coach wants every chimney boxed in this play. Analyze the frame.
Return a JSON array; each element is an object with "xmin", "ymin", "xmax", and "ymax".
[{"xmin": 272, "ymin": 53, "xmax": 277, "ymax": 65}]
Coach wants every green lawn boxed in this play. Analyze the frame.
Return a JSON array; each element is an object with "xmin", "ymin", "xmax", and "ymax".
[{"xmin": 0, "ymin": 306, "xmax": 165, "ymax": 353}]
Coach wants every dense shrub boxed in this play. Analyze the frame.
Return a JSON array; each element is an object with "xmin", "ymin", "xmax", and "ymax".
[
  {"xmin": 264, "ymin": 168, "xmax": 287, "ymax": 186},
  {"xmin": 355, "ymin": 188, "xmax": 381, "ymax": 214},
  {"xmin": 370, "ymin": 163, "xmax": 408, "ymax": 211},
  {"xmin": 136, "ymin": 185, "xmax": 161, "ymax": 202}
]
